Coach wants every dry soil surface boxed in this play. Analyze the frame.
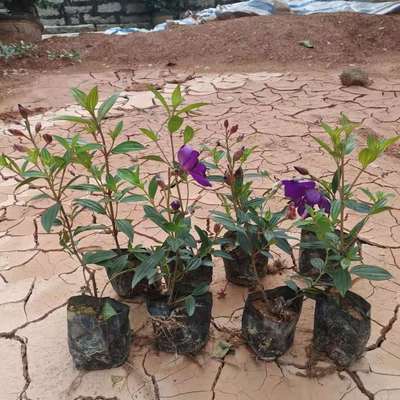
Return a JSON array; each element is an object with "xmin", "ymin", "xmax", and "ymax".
[{"xmin": 0, "ymin": 13, "xmax": 400, "ymax": 400}]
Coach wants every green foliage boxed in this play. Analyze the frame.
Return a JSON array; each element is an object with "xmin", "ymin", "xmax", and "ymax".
[
  {"xmin": 297, "ymin": 114, "xmax": 398, "ymax": 297},
  {"xmin": 47, "ymin": 49, "xmax": 81, "ymax": 62},
  {"xmin": 0, "ymin": 41, "xmax": 37, "ymax": 61}
]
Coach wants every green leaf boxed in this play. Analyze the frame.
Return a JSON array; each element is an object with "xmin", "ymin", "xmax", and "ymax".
[
  {"xmin": 168, "ymin": 115, "xmax": 183, "ymax": 133},
  {"xmin": 69, "ymin": 183, "xmax": 100, "ymax": 192},
  {"xmin": 178, "ymin": 103, "xmax": 207, "ymax": 115},
  {"xmin": 213, "ymin": 250, "xmax": 234, "ymax": 260},
  {"xmin": 71, "ymin": 87, "xmax": 87, "ymax": 108},
  {"xmin": 149, "ymin": 86, "xmax": 169, "ymax": 113},
  {"xmin": 97, "ymin": 93, "xmax": 119, "ymax": 121},
  {"xmin": 83, "ymin": 250, "xmax": 117, "ymax": 265},
  {"xmin": 86, "ymin": 86, "xmax": 99, "ymax": 112},
  {"xmin": 75, "ymin": 198, "xmax": 106, "ymax": 215},
  {"xmin": 55, "ymin": 115, "xmax": 92, "ymax": 125},
  {"xmin": 132, "ymin": 248, "xmax": 165, "ymax": 288},
  {"xmin": 110, "ymin": 121, "xmax": 123, "ymax": 140},
  {"xmin": 120, "ymin": 194, "xmax": 147, "ymax": 203},
  {"xmin": 346, "ymin": 199, "xmax": 371, "ymax": 214},
  {"xmin": 140, "ymin": 128, "xmax": 158, "ymax": 142},
  {"xmin": 358, "ymin": 148, "xmax": 376, "ymax": 169},
  {"xmin": 184, "ymin": 295, "xmax": 196, "ymax": 317},
  {"xmin": 351, "ymin": 265, "xmax": 392, "ymax": 281},
  {"xmin": 183, "ymin": 126, "xmax": 195, "ymax": 144},
  {"xmin": 330, "ymin": 268, "xmax": 352, "ymax": 297},
  {"xmin": 311, "ymin": 136, "xmax": 333, "ymax": 155},
  {"xmin": 116, "ymin": 219, "xmax": 134, "ymax": 242},
  {"xmin": 112, "ymin": 141, "xmax": 145, "ymax": 154},
  {"xmin": 331, "ymin": 168, "xmax": 341, "ymax": 194},
  {"xmin": 330, "ymin": 200, "xmax": 341, "ymax": 222},
  {"xmin": 171, "ymin": 85, "xmax": 183, "ymax": 108},
  {"xmin": 142, "ymin": 155, "xmax": 166, "ymax": 163},
  {"xmin": 101, "ymin": 254, "xmax": 129, "ymax": 273},
  {"xmin": 41, "ymin": 203, "xmax": 61, "ymax": 233},
  {"xmin": 311, "ymin": 257, "xmax": 325, "ymax": 271},
  {"xmin": 275, "ymin": 238, "xmax": 293, "ymax": 256},
  {"xmin": 117, "ymin": 168, "xmax": 141, "ymax": 186},
  {"xmin": 144, "ymin": 205, "xmax": 170, "ymax": 232},
  {"xmin": 15, "ymin": 177, "xmax": 40, "ymax": 191},
  {"xmin": 74, "ymin": 224, "xmax": 107, "ymax": 235},
  {"xmin": 148, "ymin": 176, "xmax": 158, "ymax": 199},
  {"xmin": 101, "ymin": 301, "xmax": 117, "ymax": 320},
  {"xmin": 192, "ymin": 283, "xmax": 209, "ymax": 296},
  {"xmin": 106, "ymin": 174, "xmax": 117, "ymax": 192}
]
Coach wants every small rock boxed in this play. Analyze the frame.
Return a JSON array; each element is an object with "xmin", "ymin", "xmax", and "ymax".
[{"xmin": 340, "ymin": 68, "xmax": 370, "ymax": 87}]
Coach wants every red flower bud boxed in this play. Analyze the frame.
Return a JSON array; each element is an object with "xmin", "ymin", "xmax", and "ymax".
[
  {"xmin": 13, "ymin": 144, "xmax": 28, "ymax": 153},
  {"xmin": 224, "ymin": 172, "xmax": 234, "ymax": 185},
  {"xmin": 213, "ymin": 223, "xmax": 222, "ymax": 235},
  {"xmin": 35, "ymin": 122, "xmax": 42, "ymax": 133},
  {"xmin": 171, "ymin": 200, "xmax": 181, "ymax": 211},
  {"xmin": 286, "ymin": 203, "xmax": 297, "ymax": 220},
  {"xmin": 224, "ymin": 120, "xmax": 229, "ymax": 129},
  {"xmin": 233, "ymin": 147, "xmax": 245, "ymax": 162},
  {"xmin": 18, "ymin": 104, "xmax": 29, "ymax": 119},
  {"xmin": 230, "ymin": 124, "xmax": 239, "ymax": 134},
  {"xmin": 42, "ymin": 134, "xmax": 53, "ymax": 144},
  {"xmin": 8, "ymin": 129, "xmax": 25, "ymax": 137},
  {"xmin": 294, "ymin": 166, "xmax": 310, "ymax": 176}
]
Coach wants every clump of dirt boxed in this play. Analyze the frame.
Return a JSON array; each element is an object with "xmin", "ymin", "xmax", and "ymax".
[{"xmin": 340, "ymin": 67, "xmax": 370, "ymax": 87}]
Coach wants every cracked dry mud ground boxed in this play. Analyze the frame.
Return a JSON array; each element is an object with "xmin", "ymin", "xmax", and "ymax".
[{"xmin": 1, "ymin": 67, "xmax": 400, "ymax": 400}]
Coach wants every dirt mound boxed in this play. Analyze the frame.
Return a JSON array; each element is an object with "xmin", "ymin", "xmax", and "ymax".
[{"xmin": 1, "ymin": 13, "xmax": 400, "ymax": 73}]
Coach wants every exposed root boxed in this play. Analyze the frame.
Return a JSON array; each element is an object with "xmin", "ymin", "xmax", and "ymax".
[
  {"xmin": 366, "ymin": 304, "xmax": 399, "ymax": 351},
  {"xmin": 142, "ymin": 349, "xmax": 160, "ymax": 400},
  {"xmin": 211, "ymin": 359, "xmax": 225, "ymax": 400}
]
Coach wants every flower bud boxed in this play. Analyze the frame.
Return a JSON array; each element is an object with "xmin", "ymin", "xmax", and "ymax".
[
  {"xmin": 8, "ymin": 128, "xmax": 25, "ymax": 137},
  {"xmin": 230, "ymin": 124, "xmax": 239, "ymax": 134},
  {"xmin": 18, "ymin": 104, "xmax": 29, "ymax": 119},
  {"xmin": 42, "ymin": 134, "xmax": 53, "ymax": 145},
  {"xmin": 233, "ymin": 147, "xmax": 245, "ymax": 162},
  {"xmin": 234, "ymin": 166, "xmax": 243, "ymax": 182},
  {"xmin": 171, "ymin": 200, "xmax": 181, "ymax": 211},
  {"xmin": 224, "ymin": 171, "xmax": 234, "ymax": 185},
  {"xmin": 224, "ymin": 120, "xmax": 229, "ymax": 129},
  {"xmin": 35, "ymin": 122, "xmax": 42, "ymax": 133},
  {"xmin": 286, "ymin": 203, "xmax": 297, "ymax": 220},
  {"xmin": 13, "ymin": 144, "xmax": 28, "ymax": 153},
  {"xmin": 294, "ymin": 166, "xmax": 309, "ymax": 176},
  {"xmin": 213, "ymin": 223, "xmax": 222, "ymax": 235}
]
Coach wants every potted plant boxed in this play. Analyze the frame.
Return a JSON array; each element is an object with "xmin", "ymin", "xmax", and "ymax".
[
  {"xmin": 56, "ymin": 87, "xmax": 160, "ymax": 300},
  {"xmin": 284, "ymin": 114, "xmax": 398, "ymax": 366},
  {"xmin": 204, "ymin": 120, "xmax": 268, "ymax": 286},
  {"xmin": 206, "ymin": 121, "xmax": 302, "ymax": 360},
  {"xmin": 1, "ymin": 0, "xmax": 46, "ymax": 43},
  {"xmin": 119, "ymin": 85, "xmax": 215, "ymax": 354},
  {"xmin": 0, "ymin": 103, "xmax": 131, "ymax": 370}
]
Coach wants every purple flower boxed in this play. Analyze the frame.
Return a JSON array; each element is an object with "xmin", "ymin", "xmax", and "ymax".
[
  {"xmin": 177, "ymin": 145, "xmax": 211, "ymax": 187},
  {"xmin": 281, "ymin": 179, "xmax": 330, "ymax": 217}
]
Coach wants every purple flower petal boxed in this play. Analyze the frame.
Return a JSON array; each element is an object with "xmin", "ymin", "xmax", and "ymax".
[
  {"xmin": 318, "ymin": 196, "xmax": 331, "ymax": 214},
  {"xmin": 281, "ymin": 180, "xmax": 315, "ymax": 202},
  {"xmin": 305, "ymin": 189, "xmax": 322, "ymax": 205},
  {"xmin": 177, "ymin": 145, "xmax": 211, "ymax": 187},
  {"xmin": 178, "ymin": 145, "xmax": 199, "ymax": 172},
  {"xmin": 190, "ymin": 162, "xmax": 212, "ymax": 187}
]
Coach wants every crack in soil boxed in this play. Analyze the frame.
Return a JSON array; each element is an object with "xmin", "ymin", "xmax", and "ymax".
[
  {"xmin": 366, "ymin": 304, "xmax": 399, "ymax": 351},
  {"xmin": 0, "ymin": 333, "xmax": 31, "ymax": 400}
]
